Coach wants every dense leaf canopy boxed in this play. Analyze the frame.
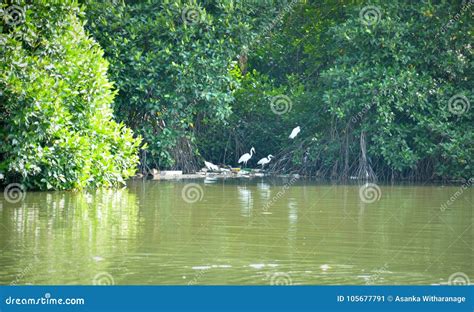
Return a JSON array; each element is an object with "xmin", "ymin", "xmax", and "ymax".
[
  {"xmin": 1, "ymin": 0, "xmax": 471, "ymax": 190},
  {"xmin": 0, "ymin": 1, "xmax": 140, "ymax": 190}
]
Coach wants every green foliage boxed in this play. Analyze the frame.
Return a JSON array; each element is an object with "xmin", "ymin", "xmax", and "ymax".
[
  {"xmin": 319, "ymin": 0, "xmax": 472, "ymax": 179},
  {"xmin": 196, "ymin": 68, "xmax": 299, "ymax": 164},
  {"xmin": 204, "ymin": 0, "xmax": 472, "ymax": 180},
  {"xmin": 3, "ymin": 0, "xmax": 468, "ymax": 186},
  {"xmin": 198, "ymin": 0, "xmax": 354, "ymax": 170},
  {"xmin": 85, "ymin": 0, "xmax": 284, "ymax": 170},
  {"xmin": 0, "ymin": 0, "xmax": 141, "ymax": 190}
]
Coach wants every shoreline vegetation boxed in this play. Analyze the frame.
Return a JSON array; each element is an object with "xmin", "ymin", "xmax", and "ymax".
[
  {"xmin": 134, "ymin": 169, "xmax": 472, "ymax": 185},
  {"xmin": 1, "ymin": 1, "xmax": 472, "ymax": 191}
]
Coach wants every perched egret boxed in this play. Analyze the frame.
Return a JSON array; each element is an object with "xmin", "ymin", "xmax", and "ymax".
[
  {"xmin": 289, "ymin": 126, "xmax": 301, "ymax": 139},
  {"xmin": 257, "ymin": 154, "xmax": 274, "ymax": 169},
  {"xmin": 204, "ymin": 161, "xmax": 219, "ymax": 171},
  {"xmin": 238, "ymin": 147, "xmax": 255, "ymax": 167}
]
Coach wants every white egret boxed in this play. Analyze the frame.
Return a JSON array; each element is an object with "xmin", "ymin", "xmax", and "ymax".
[
  {"xmin": 204, "ymin": 161, "xmax": 219, "ymax": 171},
  {"xmin": 289, "ymin": 126, "xmax": 300, "ymax": 139},
  {"xmin": 238, "ymin": 147, "xmax": 255, "ymax": 167},
  {"xmin": 257, "ymin": 154, "xmax": 274, "ymax": 169}
]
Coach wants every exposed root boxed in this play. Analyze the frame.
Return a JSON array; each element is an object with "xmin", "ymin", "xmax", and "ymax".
[
  {"xmin": 356, "ymin": 131, "xmax": 376, "ymax": 181},
  {"xmin": 170, "ymin": 137, "xmax": 199, "ymax": 174}
]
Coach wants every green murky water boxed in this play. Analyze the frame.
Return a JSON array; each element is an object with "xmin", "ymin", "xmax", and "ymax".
[{"xmin": 0, "ymin": 179, "xmax": 472, "ymax": 285}]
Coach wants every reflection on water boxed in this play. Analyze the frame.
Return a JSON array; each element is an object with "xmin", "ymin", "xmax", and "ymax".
[
  {"xmin": 0, "ymin": 179, "xmax": 472, "ymax": 285},
  {"xmin": 288, "ymin": 198, "xmax": 298, "ymax": 225},
  {"xmin": 0, "ymin": 189, "xmax": 139, "ymax": 285},
  {"xmin": 237, "ymin": 186, "xmax": 253, "ymax": 217}
]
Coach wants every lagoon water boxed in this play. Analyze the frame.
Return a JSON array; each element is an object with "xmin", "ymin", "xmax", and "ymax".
[{"xmin": 0, "ymin": 179, "xmax": 472, "ymax": 285}]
